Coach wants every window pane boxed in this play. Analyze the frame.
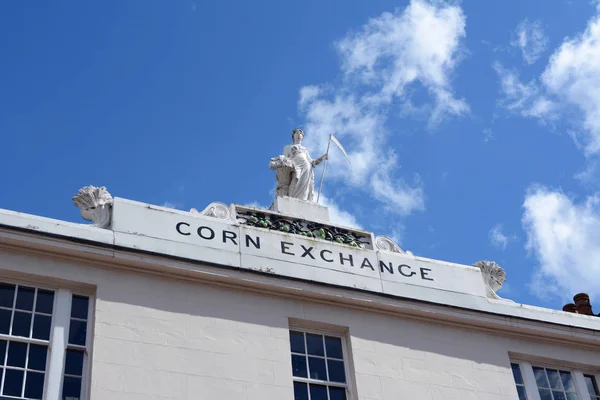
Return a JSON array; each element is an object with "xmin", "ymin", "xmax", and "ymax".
[
  {"xmin": 24, "ymin": 371, "xmax": 45, "ymax": 400},
  {"xmin": 306, "ymin": 333, "xmax": 324, "ymax": 356},
  {"xmin": 308, "ymin": 356, "xmax": 327, "ymax": 380},
  {"xmin": 534, "ymin": 367, "xmax": 550, "ymax": 388},
  {"xmin": 291, "ymin": 354, "xmax": 307, "ymax": 378},
  {"xmin": 290, "ymin": 331, "xmax": 305, "ymax": 354},
  {"xmin": 12, "ymin": 311, "xmax": 32, "ymax": 337},
  {"xmin": 539, "ymin": 388, "xmax": 553, "ymax": 400},
  {"xmin": 553, "ymin": 391, "xmax": 567, "ymax": 400},
  {"xmin": 0, "ymin": 284, "xmax": 15, "ymax": 308},
  {"xmin": 62, "ymin": 376, "xmax": 82, "ymax": 399},
  {"xmin": 327, "ymin": 359, "xmax": 346, "ymax": 383},
  {"xmin": 71, "ymin": 295, "xmax": 89, "ymax": 320},
  {"xmin": 28, "ymin": 344, "xmax": 48, "ymax": 371},
  {"xmin": 309, "ymin": 384, "xmax": 328, "ymax": 400},
  {"xmin": 517, "ymin": 386, "xmax": 528, "ymax": 400},
  {"xmin": 511, "ymin": 363, "xmax": 524, "ymax": 384},
  {"xmin": 325, "ymin": 336, "xmax": 343, "ymax": 359},
  {"xmin": 65, "ymin": 349, "xmax": 85, "ymax": 377},
  {"xmin": 293, "ymin": 382, "xmax": 309, "ymax": 400},
  {"xmin": 560, "ymin": 371, "xmax": 576, "ymax": 392},
  {"xmin": 35, "ymin": 290, "xmax": 54, "ymax": 314},
  {"xmin": 3, "ymin": 369, "xmax": 24, "ymax": 396},
  {"xmin": 7, "ymin": 341, "xmax": 27, "ymax": 367},
  {"xmin": 0, "ymin": 309, "xmax": 10, "ymax": 334},
  {"xmin": 32, "ymin": 314, "xmax": 52, "ymax": 340},
  {"xmin": 15, "ymin": 287, "xmax": 35, "ymax": 311},
  {"xmin": 547, "ymin": 370, "xmax": 562, "ymax": 390},
  {"xmin": 566, "ymin": 394, "xmax": 579, "ymax": 400},
  {"xmin": 329, "ymin": 387, "xmax": 347, "ymax": 400},
  {"xmin": 69, "ymin": 319, "xmax": 87, "ymax": 346},
  {"xmin": 586, "ymin": 375, "xmax": 600, "ymax": 396},
  {"xmin": 0, "ymin": 340, "xmax": 6, "ymax": 365}
]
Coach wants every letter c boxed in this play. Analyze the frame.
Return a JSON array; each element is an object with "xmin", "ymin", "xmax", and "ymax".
[
  {"xmin": 398, "ymin": 264, "xmax": 416, "ymax": 277},
  {"xmin": 176, "ymin": 222, "xmax": 191, "ymax": 236},
  {"xmin": 320, "ymin": 249, "xmax": 333, "ymax": 263}
]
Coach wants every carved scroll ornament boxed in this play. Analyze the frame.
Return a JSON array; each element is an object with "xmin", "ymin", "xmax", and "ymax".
[
  {"xmin": 473, "ymin": 260, "xmax": 507, "ymax": 299},
  {"xmin": 72, "ymin": 185, "xmax": 113, "ymax": 229}
]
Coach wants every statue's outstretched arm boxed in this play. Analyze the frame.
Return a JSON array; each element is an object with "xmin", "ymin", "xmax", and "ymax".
[{"xmin": 312, "ymin": 153, "xmax": 328, "ymax": 167}]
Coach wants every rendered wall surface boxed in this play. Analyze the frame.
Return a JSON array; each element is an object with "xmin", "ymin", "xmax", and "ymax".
[{"xmin": 1, "ymin": 248, "xmax": 599, "ymax": 400}]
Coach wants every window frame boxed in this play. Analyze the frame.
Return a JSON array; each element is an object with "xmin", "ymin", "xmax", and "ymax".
[
  {"xmin": 583, "ymin": 374, "xmax": 600, "ymax": 400},
  {"xmin": 511, "ymin": 359, "xmax": 600, "ymax": 400},
  {"xmin": 0, "ymin": 277, "xmax": 93, "ymax": 400},
  {"xmin": 61, "ymin": 290, "xmax": 94, "ymax": 400},
  {"xmin": 0, "ymin": 280, "xmax": 58, "ymax": 399},
  {"xmin": 288, "ymin": 325, "xmax": 353, "ymax": 400}
]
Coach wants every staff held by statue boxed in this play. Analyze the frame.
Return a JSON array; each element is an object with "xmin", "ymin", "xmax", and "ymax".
[{"xmin": 317, "ymin": 134, "xmax": 351, "ymax": 203}]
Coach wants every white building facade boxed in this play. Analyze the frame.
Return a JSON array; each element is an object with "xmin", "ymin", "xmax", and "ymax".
[{"xmin": 0, "ymin": 189, "xmax": 599, "ymax": 400}]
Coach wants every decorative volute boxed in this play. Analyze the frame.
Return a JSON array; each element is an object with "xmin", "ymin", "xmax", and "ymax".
[
  {"xmin": 72, "ymin": 185, "xmax": 113, "ymax": 229},
  {"xmin": 374, "ymin": 236, "xmax": 406, "ymax": 254},
  {"xmin": 473, "ymin": 260, "xmax": 507, "ymax": 299},
  {"xmin": 190, "ymin": 202, "xmax": 231, "ymax": 220}
]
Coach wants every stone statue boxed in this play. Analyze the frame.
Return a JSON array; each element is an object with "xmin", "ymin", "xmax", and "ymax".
[{"xmin": 269, "ymin": 128, "xmax": 328, "ymax": 202}]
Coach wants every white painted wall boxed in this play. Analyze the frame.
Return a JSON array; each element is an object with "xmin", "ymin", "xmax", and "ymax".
[{"xmin": 1, "ymin": 248, "xmax": 599, "ymax": 400}]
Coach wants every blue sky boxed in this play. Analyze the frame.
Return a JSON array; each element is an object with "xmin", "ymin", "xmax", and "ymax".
[{"xmin": 1, "ymin": 0, "xmax": 600, "ymax": 311}]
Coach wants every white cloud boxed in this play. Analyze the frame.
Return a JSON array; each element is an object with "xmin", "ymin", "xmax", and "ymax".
[
  {"xmin": 319, "ymin": 195, "xmax": 362, "ymax": 228},
  {"xmin": 496, "ymin": 9, "xmax": 600, "ymax": 157},
  {"xmin": 300, "ymin": 0, "xmax": 467, "ymax": 215},
  {"xmin": 162, "ymin": 201, "xmax": 182, "ymax": 209},
  {"xmin": 523, "ymin": 186, "xmax": 600, "ymax": 300},
  {"xmin": 493, "ymin": 63, "xmax": 557, "ymax": 120},
  {"xmin": 511, "ymin": 19, "xmax": 548, "ymax": 65},
  {"xmin": 542, "ymin": 10, "xmax": 600, "ymax": 155},
  {"xmin": 482, "ymin": 128, "xmax": 494, "ymax": 142},
  {"xmin": 488, "ymin": 224, "xmax": 516, "ymax": 250},
  {"xmin": 244, "ymin": 201, "xmax": 269, "ymax": 210}
]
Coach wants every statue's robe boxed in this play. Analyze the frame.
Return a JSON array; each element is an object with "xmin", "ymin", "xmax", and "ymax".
[{"xmin": 287, "ymin": 145, "xmax": 315, "ymax": 201}]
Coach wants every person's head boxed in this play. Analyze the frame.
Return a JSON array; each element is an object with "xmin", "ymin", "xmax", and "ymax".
[{"xmin": 292, "ymin": 128, "xmax": 304, "ymax": 144}]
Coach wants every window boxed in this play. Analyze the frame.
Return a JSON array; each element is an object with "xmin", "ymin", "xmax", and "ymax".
[
  {"xmin": 62, "ymin": 295, "xmax": 90, "ymax": 400},
  {"xmin": 511, "ymin": 360, "xmax": 600, "ymax": 400},
  {"xmin": 0, "ymin": 283, "xmax": 54, "ymax": 399},
  {"xmin": 585, "ymin": 375, "xmax": 600, "ymax": 400},
  {"xmin": 0, "ymin": 280, "xmax": 92, "ymax": 400},
  {"xmin": 289, "ymin": 329, "xmax": 350, "ymax": 400},
  {"xmin": 532, "ymin": 366, "xmax": 579, "ymax": 400},
  {"xmin": 511, "ymin": 363, "xmax": 529, "ymax": 400}
]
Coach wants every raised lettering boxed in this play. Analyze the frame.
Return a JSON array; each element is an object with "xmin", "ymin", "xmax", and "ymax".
[
  {"xmin": 222, "ymin": 230, "xmax": 237, "ymax": 245},
  {"xmin": 420, "ymin": 268, "xmax": 433, "ymax": 281},
  {"xmin": 300, "ymin": 245, "xmax": 315, "ymax": 259},
  {"xmin": 176, "ymin": 222, "xmax": 191, "ymax": 236},
  {"xmin": 281, "ymin": 241, "xmax": 295, "ymax": 256},
  {"xmin": 360, "ymin": 258, "xmax": 375, "ymax": 271},
  {"xmin": 197, "ymin": 226, "xmax": 215, "ymax": 240},
  {"xmin": 379, "ymin": 261, "xmax": 394, "ymax": 274},
  {"xmin": 245, "ymin": 234, "xmax": 260, "ymax": 249},
  {"xmin": 320, "ymin": 249, "xmax": 333, "ymax": 263},
  {"xmin": 398, "ymin": 264, "xmax": 416, "ymax": 277}
]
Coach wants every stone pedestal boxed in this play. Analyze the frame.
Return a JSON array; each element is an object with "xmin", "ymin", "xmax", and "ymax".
[{"xmin": 273, "ymin": 196, "xmax": 330, "ymax": 222}]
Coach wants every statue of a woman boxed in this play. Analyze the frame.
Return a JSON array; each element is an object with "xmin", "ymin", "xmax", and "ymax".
[{"xmin": 269, "ymin": 128, "xmax": 328, "ymax": 202}]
